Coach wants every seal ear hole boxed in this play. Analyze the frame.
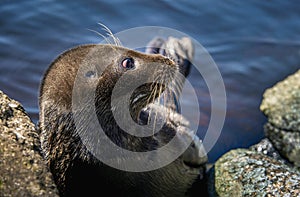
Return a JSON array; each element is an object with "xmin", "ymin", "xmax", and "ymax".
[
  {"xmin": 121, "ymin": 57, "xmax": 135, "ymax": 70},
  {"xmin": 85, "ymin": 70, "xmax": 96, "ymax": 78}
]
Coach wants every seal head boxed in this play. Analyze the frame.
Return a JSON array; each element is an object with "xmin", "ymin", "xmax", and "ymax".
[{"xmin": 39, "ymin": 43, "xmax": 207, "ymax": 196}]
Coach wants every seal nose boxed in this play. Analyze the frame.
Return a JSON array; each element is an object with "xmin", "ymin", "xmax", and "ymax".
[{"xmin": 182, "ymin": 136, "xmax": 207, "ymax": 168}]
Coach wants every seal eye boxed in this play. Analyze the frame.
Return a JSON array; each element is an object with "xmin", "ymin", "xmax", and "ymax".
[
  {"xmin": 121, "ymin": 58, "xmax": 135, "ymax": 69},
  {"xmin": 85, "ymin": 70, "xmax": 96, "ymax": 78}
]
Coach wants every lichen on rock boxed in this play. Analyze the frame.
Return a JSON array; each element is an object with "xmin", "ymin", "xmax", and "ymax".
[
  {"xmin": 260, "ymin": 69, "xmax": 300, "ymax": 167},
  {"xmin": 0, "ymin": 90, "xmax": 58, "ymax": 197},
  {"xmin": 260, "ymin": 70, "xmax": 300, "ymax": 131},
  {"xmin": 250, "ymin": 138, "xmax": 292, "ymax": 167},
  {"xmin": 264, "ymin": 123, "xmax": 300, "ymax": 168},
  {"xmin": 209, "ymin": 69, "xmax": 300, "ymax": 196},
  {"xmin": 211, "ymin": 149, "xmax": 300, "ymax": 197}
]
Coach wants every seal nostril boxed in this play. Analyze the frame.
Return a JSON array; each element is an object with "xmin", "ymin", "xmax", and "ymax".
[{"xmin": 191, "ymin": 142, "xmax": 195, "ymax": 148}]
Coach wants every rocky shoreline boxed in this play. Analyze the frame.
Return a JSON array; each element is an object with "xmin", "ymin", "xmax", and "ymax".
[
  {"xmin": 209, "ymin": 69, "xmax": 300, "ymax": 196},
  {"xmin": 0, "ymin": 91, "xmax": 58, "ymax": 196},
  {"xmin": 1, "ymin": 69, "xmax": 299, "ymax": 196}
]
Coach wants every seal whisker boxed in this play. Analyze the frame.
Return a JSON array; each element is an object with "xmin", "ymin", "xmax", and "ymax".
[
  {"xmin": 165, "ymin": 81, "xmax": 176, "ymax": 118},
  {"xmin": 151, "ymin": 83, "xmax": 159, "ymax": 105},
  {"xmin": 86, "ymin": 28, "xmax": 122, "ymax": 54},
  {"xmin": 167, "ymin": 89, "xmax": 174, "ymax": 122},
  {"xmin": 151, "ymin": 82, "xmax": 166, "ymax": 135},
  {"xmin": 87, "ymin": 28, "xmax": 113, "ymax": 45},
  {"xmin": 152, "ymin": 103, "xmax": 158, "ymax": 135},
  {"xmin": 98, "ymin": 23, "xmax": 122, "ymax": 46},
  {"xmin": 171, "ymin": 81, "xmax": 182, "ymax": 99},
  {"xmin": 169, "ymin": 71, "xmax": 184, "ymax": 98},
  {"xmin": 147, "ymin": 80, "xmax": 159, "ymax": 107},
  {"xmin": 146, "ymin": 83, "xmax": 158, "ymax": 126},
  {"xmin": 87, "ymin": 25, "xmax": 122, "ymax": 56}
]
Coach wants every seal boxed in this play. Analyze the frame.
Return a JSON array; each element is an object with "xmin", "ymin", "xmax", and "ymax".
[{"xmin": 39, "ymin": 37, "xmax": 207, "ymax": 196}]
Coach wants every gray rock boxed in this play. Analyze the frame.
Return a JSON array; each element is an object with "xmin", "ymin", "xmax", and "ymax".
[
  {"xmin": 260, "ymin": 69, "xmax": 300, "ymax": 167},
  {"xmin": 265, "ymin": 123, "xmax": 300, "ymax": 168},
  {"xmin": 210, "ymin": 149, "xmax": 300, "ymax": 197},
  {"xmin": 250, "ymin": 138, "xmax": 290, "ymax": 166},
  {"xmin": 0, "ymin": 90, "xmax": 58, "ymax": 197},
  {"xmin": 260, "ymin": 69, "xmax": 300, "ymax": 131}
]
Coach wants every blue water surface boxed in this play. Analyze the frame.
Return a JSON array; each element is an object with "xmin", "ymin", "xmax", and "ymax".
[{"xmin": 0, "ymin": 0, "xmax": 300, "ymax": 162}]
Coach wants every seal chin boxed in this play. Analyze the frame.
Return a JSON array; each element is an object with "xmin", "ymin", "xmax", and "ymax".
[{"xmin": 182, "ymin": 137, "xmax": 207, "ymax": 170}]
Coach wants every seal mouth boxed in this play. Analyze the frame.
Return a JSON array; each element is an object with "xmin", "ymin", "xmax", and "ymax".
[
  {"xmin": 183, "ymin": 161, "xmax": 203, "ymax": 169},
  {"xmin": 181, "ymin": 160, "xmax": 204, "ymax": 175},
  {"xmin": 129, "ymin": 82, "xmax": 167, "ymax": 122},
  {"xmin": 129, "ymin": 74, "xmax": 181, "ymax": 122}
]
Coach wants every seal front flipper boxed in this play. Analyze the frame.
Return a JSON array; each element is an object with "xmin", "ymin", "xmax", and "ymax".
[
  {"xmin": 146, "ymin": 36, "xmax": 195, "ymax": 113},
  {"xmin": 146, "ymin": 36, "xmax": 194, "ymax": 78},
  {"xmin": 140, "ymin": 103, "xmax": 207, "ymax": 165}
]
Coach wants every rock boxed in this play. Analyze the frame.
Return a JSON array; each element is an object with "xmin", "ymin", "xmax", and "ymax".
[
  {"xmin": 260, "ymin": 69, "xmax": 300, "ymax": 131},
  {"xmin": 265, "ymin": 123, "xmax": 300, "ymax": 168},
  {"xmin": 0, "ymin": 90, "xmax": 58, "ymax": 196},
  {"xmin": 210, "ymin": 149, "xmax": 300, "ymax": 197},
  {"xmin": 250, "ymin": 138, "xmax": 290, "ymax": 166},
  {"xmin": 208, "ymin": 70, "xmax": 300, "ymax": 196},
  {"xmin": 260, "ymin": 69, "xmax": 300, "ymax": 167}
]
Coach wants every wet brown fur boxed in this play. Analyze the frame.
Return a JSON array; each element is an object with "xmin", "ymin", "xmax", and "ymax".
[{"xmin": 39, "ymin": 44, "xmax": 205, "ymax": 196}]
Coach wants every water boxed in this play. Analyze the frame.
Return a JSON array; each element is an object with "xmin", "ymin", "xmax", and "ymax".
[{"xmin": 1, "ymin": 0, "xmax": 300, "ymax": 163}]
